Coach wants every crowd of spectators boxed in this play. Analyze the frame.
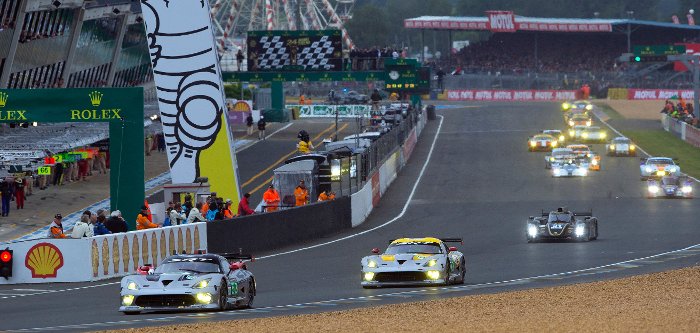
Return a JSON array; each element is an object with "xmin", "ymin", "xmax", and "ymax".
[
  {"xmin": 661, "ymin": 98, "xmax": 699, "ymax": 128},
  {"xmin": 348, "ymin": 47, "xmax": 406, "ymax": 71}
]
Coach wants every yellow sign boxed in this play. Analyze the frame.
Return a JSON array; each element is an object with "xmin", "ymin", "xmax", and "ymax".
[
  {"xmin": 69, "ymin": 109, "xmax": 122, "ymax": 120},
  {"xmin": 0, "ymin": 110, "xmax": 27, "ymax": 120},
  {"xmin": 89, "ymin": 91, "xmax": 104, "ymax": 107},
  {"xmin": 0, "ymin": 92, "xmax": 7, "ymax": 107},
  {"xmin": 38, "ymin": 166, "xmax": 51, "ymax": 175}
]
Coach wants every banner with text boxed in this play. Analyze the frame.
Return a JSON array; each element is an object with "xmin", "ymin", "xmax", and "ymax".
[
  {"xmin": 447, "ymin": 90, "xmax": 577, "ymax": 101},
  {"xmin": 287, "ymin": 104, "xmax": 372, "ymax": 117},
  {"xmin": 627, "ymin": 89, "xmax": 694, "ymax": 100}
]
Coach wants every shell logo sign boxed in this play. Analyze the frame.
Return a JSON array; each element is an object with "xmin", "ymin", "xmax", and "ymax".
[
  {"xmin": 25, "ymin": 243, "xmax": 64, "ymax": 278},
  {"xmin": 232, "ymin": 101, "xmax": 252, "ymax": 112}
]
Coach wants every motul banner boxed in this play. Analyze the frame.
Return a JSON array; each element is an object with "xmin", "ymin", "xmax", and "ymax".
[
  {"xmin": 627, "ymin": 89, "xmax": 694, "ymax": 100},
  {"xmin": 447, "ymin": 90, "xmax": 577, "ymax": 101},
  {"xmin": 487, "ymin": 11, "xmax": 516, "ymax": 32}
]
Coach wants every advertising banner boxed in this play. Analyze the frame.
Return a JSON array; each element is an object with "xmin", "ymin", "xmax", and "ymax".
[
  {"xmin": 626, "ymin": 89, "xmax": 694, "ymax": 100},
  {"xmin": 288, "ymin": 104, "xmax": 372, "ymax": 117},
  {"xmin": 0, "ymin": 239, "xmax": 91, "ymax": 284},
  {"xmin": 447, "ymin": 90, "xmax": 577, "ymax": 101},
  {"xmin": 141, "ymin": 1, "xmax": 241, "ymax": 211},
  {"xmin": 226, "ymin": 99, "xmax": 253, "ymax": 125},
  {"xmin": 246, "ymin": 30, "xmax": 343, "ymax": 71}
]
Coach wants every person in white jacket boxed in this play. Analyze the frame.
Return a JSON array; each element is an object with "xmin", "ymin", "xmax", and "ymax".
[
  {"xmin": 169, "ymin": 205, "xmax": 185, "ymax": 225},
  {"xmin": 71, "ymin": 212, "xmax": 94, "ymax": 238},
  {"xmin": 186, "ymin": 202, "xmax": 207, "ymax": 224}
]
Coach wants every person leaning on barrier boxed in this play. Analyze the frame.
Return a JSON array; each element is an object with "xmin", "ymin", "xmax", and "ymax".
[
  {"xmin": 294, "ymin": 180, "xmax": 309, "ymax": 206},
  {"xmin": 318, "ymin": 190, "xmax": 336, "ymax": 202},
  {"xmin": 71, "ymin": 211, "xmax": 94, "ymax": 238},
  {"xmin": 186, "ymin": 202, "xmax": 207, "ymax": 224},
  {"xmin": 169, "ymin": 204, "xmax": 185, "ymax": 225},
  {"xmin": 105, "ymin": 210, "xmax": 128, "ymax": 233},
  {"xmin": 48, "ymin": 213, "xmax": 66, "ymax": 238},
  {"xmin": 238, "ymin": 193, "xmax": 255, "ymax": 216},
  {"xmin": 136, "ymin": 206, "xmax": 159, "ymax": 230},
  {"xmin": 94, "ymin": 215, "xmax": 112, "ymax": 235},
  {"xmin": 263, "ymin": 184, "xmax": 280, "ymax": 212},
  {"xmin": 223, "ymin": 199, "xmax": 234, "ymax": 219}
]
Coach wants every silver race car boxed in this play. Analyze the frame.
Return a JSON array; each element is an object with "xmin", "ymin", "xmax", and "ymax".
[
  {"xmin": 545, "ymin": 148, "xmax": 574, "ymax": 169},
  {"xmin": 361, "ymin": 237, "xmax": 466, "ymax": 288},
  {"xmin": 551, "ymin": 157, "xmax": 589, "ymax": 177},
  {"xmin": 606, "ymin": 136, "xmax": 637, "ymax": 156},
  {"xmin": 646, "ymin": 176, "xmax": 693, "ymax": 199},
  {"xmin": 119, "ymin": 253, "xmax": 256, "ymax": 314},
  {"xmin": 640, "ymin": 157, "xmax": 680, "ymax": 180}
]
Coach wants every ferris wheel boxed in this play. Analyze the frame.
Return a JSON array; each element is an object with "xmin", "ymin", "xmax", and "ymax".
[{"xmin": 209, "ymin": 0, "xmax": 355, "ymax": 69}]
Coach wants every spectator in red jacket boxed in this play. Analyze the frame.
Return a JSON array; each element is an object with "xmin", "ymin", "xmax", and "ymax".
[{"xmin": 238, "ymin": 193, "xmax": 255, "ymax": 216}]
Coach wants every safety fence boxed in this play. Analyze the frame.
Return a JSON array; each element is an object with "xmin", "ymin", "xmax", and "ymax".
[{"xmin": 661, "ymin": 114, "xmax": 700, "ymax": 148}]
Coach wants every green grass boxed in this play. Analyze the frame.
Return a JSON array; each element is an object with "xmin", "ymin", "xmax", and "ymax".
[
  {"xmin": 594, "ymin": 103, "xmax": 625, "ymax": 120},
  {"xmin": 622, "ymin": 130, "xmax": 700, "ymax": 179}
]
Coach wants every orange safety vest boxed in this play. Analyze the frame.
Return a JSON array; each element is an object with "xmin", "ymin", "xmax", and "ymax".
[
  {"xmin": 294, "ymin": 186, "xmax": 309, "ymax": 206},
  {"xmin": 263, "ymin": 189, "xmax": 281, "ymax": 212}
]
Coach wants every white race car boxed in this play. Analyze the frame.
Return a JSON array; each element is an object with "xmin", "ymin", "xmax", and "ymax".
[
  {"xmin": 640, "ymin": 157, "xmax": 680, "ymax": 180},
  {"xmin": 361, "ymin": 237, "xmax": 466, "ymax": 288},
  {"xmin": 544, "ymin": 148, "xmax": 574, "ymax": 169},
  {"xmin": 606, "ymin": 137, "xmax": 637, "ymax": 156},
  {"xmin": 552, "ymin": 157, "xmax": 589, "ymax": 177}
]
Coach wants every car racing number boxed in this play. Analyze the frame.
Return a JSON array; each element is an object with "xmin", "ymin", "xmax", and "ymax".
[{"xmin": 229, "ymin": 281, "xmax": 238, "ymax": 296}]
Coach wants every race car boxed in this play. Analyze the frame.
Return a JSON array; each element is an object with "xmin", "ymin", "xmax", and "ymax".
[
  {"xmin": 563, "ymin": 109, "xmax": 590, "ymax": 123},
  {"xmin": 526, "ymin": 207, "xmax": 599, "ymax": 242},
  {"xmin": 551, "ymin": 157, "xmax": 589, "ymax": 177},
  {"xmin": 544, "ymin": 148, "xmax": 574, "ymax": 169},
  {"xmin": 646, "ymin": 176, "xmax": 693, "ymax": 198},
  {"xmin": 568, "ymin": 125, "xmax": 588, "ymax": 141},
  {"xmin": 542, "ymin": 129, "xmax": 566, "ymax": 144},
  {"xmin": 562, "ymin": 100, "xmax": 593, "ymax": 112},
  {"xmin": 567, "ymin": 144, "xmax": 601, "ymax": 171},
  {"xmin": 640, "ymin": 157, "xmax": 680, "ymax": 180},
  {"xmin": 528, "ymin": 133, "xmax": 559, "ymax": 151},
  {"xmin": 606, "ymin": 136, "xmax": 637, "ymax": 156},
  {"xmin": 361, "ymin": 237, "xmax": 466, "ymax": 288},
  {"xmin": 580, "ymin": 126, "xmax": 608, "ymax": 143},
  {"xmin": 119, "ymin": 253, "xmax": 256, "ymax": 314},
  {"xmin": 567, "ymin": 113, "xmax": 592, "ymax": 128}
]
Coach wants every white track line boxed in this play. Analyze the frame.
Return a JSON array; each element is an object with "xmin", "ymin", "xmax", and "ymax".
[
  {"xmin": 593, "ymin": 106, "xmax": 700, "ymax": 182},
  {"xmin": 237, "ymin": 123, "xmax": 294, "ymax": 152},
  {"xmin": 256, "ymin": 115, "xmax": 445, "ymax": 260}
]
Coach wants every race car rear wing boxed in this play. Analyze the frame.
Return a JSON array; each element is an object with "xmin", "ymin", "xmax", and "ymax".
[
  {"xmin": 440, "ymin": 238, "xmax": 463, "ymax": 244},
  {"xmin": 220, "ymin": 253, "xmax": 255, "ymax": 262},
  {"xmin": 540, "ymin": 209, "xmax": 593, "ymax": 217}
]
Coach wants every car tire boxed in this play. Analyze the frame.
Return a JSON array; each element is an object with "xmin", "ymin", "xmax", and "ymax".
[
  {"xmin": 458, "ymin": 258, "xmax": 466, "ymax": 284},
  {"xmin": 244, "ymin": 279, "xmax": 255, "ymax": 308},
  {"xmin": 592, "ymin": 224, "xmax": 599, "ymax": 240},
  {"xmin": 218, "ymin": 281, "xmax": 228, "ymax": 311}
]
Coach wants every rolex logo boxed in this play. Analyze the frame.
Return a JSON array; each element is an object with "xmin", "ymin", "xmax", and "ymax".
[
  {"xmin": 89, "ymin": 91, "xmax": 103, "ymax": 107},
  {"xmin": 0, "ymin": 92, "xmax": 8, "ymax": 108}
]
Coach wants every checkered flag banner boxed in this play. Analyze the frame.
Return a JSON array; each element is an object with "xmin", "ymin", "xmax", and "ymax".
[{"xmin": 247, "ymin": 30, "xmax": 343, "ymax": 71}]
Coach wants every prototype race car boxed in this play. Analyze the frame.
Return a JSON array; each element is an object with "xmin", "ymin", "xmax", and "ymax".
[
  {"xmin": 563, "ymin": 109, "xmax": 589, "ymax": 123},
  {"xmin": 119, "ymin": 253, "xmax": 256, "ymax": 314},
  {"xmin": 551, "ymin": 157, "xmax": 589, "ymax": 177},
  {"xmin": 568, "ymin": 125, "xmax": 588, "ymax": 141},
  {"xmin": 528, "ymin": 134, "xmax": 559, "ymax": 151},
  {"xmin": 640, "ymin": 157, "xmax": 680, "ymax": 180},
  {"xmin": 542, "ymin": 129, "xmax": 566, "ymax": 144},
  {"xmin": 567, "ymin": 144, "xmax": 601, "ymax": 171},
  {"xmin": 646, "ymin": 176, "xmax": 693, "ymax": 198},
  {"xmin": 567, "ymin": 113, "xmax": 592, "ymax": 128},
  {"xmin": 580, "ymin": 126, "xmax": 607, "ymax": 143},
  {"xmin": 526, "ymin": 207, "xmax": 599, "ymax": 242},
  {"xmin": 544, "ymin": 148, "xmax": 574, "ymax": 169},
  {"xmin": 361, "ymin": 237, "xmax": 466, "ymax": 288},
  {"xmin": 606, "ymin": 136, "xmax": 637, "ymax": 156},
  {"xmin": 562, "ymin": 100, "xmax": 593, "ymax": 112}
]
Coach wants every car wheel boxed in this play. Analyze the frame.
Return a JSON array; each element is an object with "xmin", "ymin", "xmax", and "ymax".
[
  {"xmin": 458, "ymin": 258, "xmax": 466, "ymax": 284},
  {"xmin": 245, "ymin": 279, "xmax": 255, "ymax": 308},
  {"xmin": 123, "ymin": 311, "xmax": 140, "ymax": 315},
  {"xmin": 592, "ymin": 224, "xmax": 599, "ymax": 240},
  {"xmin": 218, "ymin": 282, "xmax": 228, "ymax": 311}
]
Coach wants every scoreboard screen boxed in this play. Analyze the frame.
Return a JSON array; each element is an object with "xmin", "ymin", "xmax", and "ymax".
[{"xmin": 247, "ymin": 30, "xmax": 343, "ymax": 71}]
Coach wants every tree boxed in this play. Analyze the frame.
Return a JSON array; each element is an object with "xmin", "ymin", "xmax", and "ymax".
[{"xmin": 345, "ymin": 4, "xmax": 389, "ymax": 48}]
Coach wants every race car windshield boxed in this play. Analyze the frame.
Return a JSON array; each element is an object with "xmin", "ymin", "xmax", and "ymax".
[
  {"xmin": 613, "ymin": 138, "xmax": 630, "ymax": 144},
  {"xmin": 533, "ymin": 135, "xmax": 551, "ymax": 140},
  {"xmin": 661, "ymin": 177, "xmax": 679, "ymax": 185},
  {"xmin": 587, "ymin": 126, "xmax": 601, "ymax": 131},
  {"xmin": 553, "ymin": 150, "xmax": 572, "ymax": 157},
  {"xmin": 648, "ymin": 158, "xmax": 673, "ymax": 165},
  {"xmin": 155, "ymin": 261, "xmax": 221, "ymax": 274},
  {"xmin": 548, "ymin": 213, "xmax": 571, "ymax": 222},
  {"xmin": 385, "ymin": 243, "xmax": 442, "ymax": 254}
]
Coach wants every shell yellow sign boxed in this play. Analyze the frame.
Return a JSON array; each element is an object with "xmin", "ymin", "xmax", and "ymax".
[
  {"xmin": 232, "ymin": 101, "xmax": 252, "ymax": 112},
  {"xmin": 25, "ymin": 243, "xmax": 64, "ymax": 279}
]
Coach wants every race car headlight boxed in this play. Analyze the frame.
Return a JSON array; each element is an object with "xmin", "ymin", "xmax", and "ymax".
[
  {"xmin": 669, "ymin": 167, "xmax": 678, "ymax": 173},
  {"xmin": 586, "ymin": 120, "xmax": 592, "ymax": 126},
  {"xmin": 682, "ymin": 186, "xmax": 692, "ymax": 193},
  {"xmin": 630, "ymin": 145, "xmax": 635, "ymax": 150},
  {"xmin": 122, "ymin": 295, "xmax": 135, "ymax": 306},
  {"xmin": 193, "ymin": 279, "xmax": 211, "ymax": 289},
  {"xmin": 585, "ymin": 104, "xmax": 593, "ymax": 110},
  {"xmin": 582, "ymin": 133, "xmax": 589, "ymax": 138},
  {"xmin": 562, "ymin": 102, "xmax": 570, "ymax": 109},
  {"xmin": 559, "ymin": 135, "xmax": 565, "ymax": 141},
  {"xmin": 549, "ymin": 157, "xmax": 555, "ymax": 162},
  {"xmin": 195, "ymin": 292, "xmax": 213, "ymax": 304},
  {"xmin": 126, "ymin": 281, "xmax": 139, "ymax": 291},
  {"xmin": 609, "ymin": 145, "xmax": 615, "ymax": 150},
  {"xmin": 645, "ymin": 166, "xmax": 653, "ymax": 173},
  {"xmin": 425, "ymin": 259, "xmax": 437, "ymax": 267},
  {"xmin": 527, "ymin": 225, "xmax": 538, "ymax": 237},
  {"xmin": 553, "ymin": 168, "xmax": 562, "ymax": 174},
  {"xmin": 529, "ymin": 141, "xmax": 536, "ymax": 147},
  {"xmin": 579, "ymin": 168, "xmax": 588, "ymax": 175},
  {"xmin": 363, "ymin": 272, "xmax": 375, "ymax": 281},
  {"xmin": 648, "ymin": 185, "xmax": 659, "ymax": 193},
  {"xmin": 591, "ymin": 159, "xmax": 598, "ymax": 166},
  {"xmin": 551, "ymin": 141, "xmax": 558, "ymax": 147},
  {"xmin": 569, "ymin": 130, "xmax": 575, "ymax": 137},
  {"xmin": 575, "ymin": 225, "xmax": 585, "ymax": 237},
  {"xmin": 426, "ymin": 270, "xmax": 441, "ymax": 280},
  {"xmin": 601, "ymin": 132, "xmax": 607, "ymax": 138},
  {"xmin": 568, "ymin": 120, "xmax": 575, "ymax": 127},
  {"xmin": 367, "ymin": 260, "xmax": 377, "ymax": 268},
  {"xmin": 657, "ymin": 171, "xmax": 667, "ymax": 176}
]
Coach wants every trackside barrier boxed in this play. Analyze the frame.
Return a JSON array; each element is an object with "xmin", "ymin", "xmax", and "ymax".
[
  {"xmin": 446, "ymin": 90, "xmax": 577, "ymax": 101},
  {"xmin": 0, "ymin": 223, "xmax": 207, "ymax": 284},
  {"xmin": 661, "ymin": 114, "xmax": 700, "ymax": 148},
  {"xmin": 206, "ymin": 197, "xmax": 351, "ymax": 254}
]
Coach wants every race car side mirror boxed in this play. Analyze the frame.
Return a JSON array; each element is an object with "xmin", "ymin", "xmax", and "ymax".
[
  {"xmin": 448, "ymin": 246, "xmax": 458, "ymax": 252},
  {"xmin": 371, "ymin": 248, "xmax": 380, "ymax": 254}
]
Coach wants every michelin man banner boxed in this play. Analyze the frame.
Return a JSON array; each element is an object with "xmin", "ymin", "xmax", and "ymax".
[{"xmin": 141, "ymin": 0, "xmax": 240, "ymax": 208}]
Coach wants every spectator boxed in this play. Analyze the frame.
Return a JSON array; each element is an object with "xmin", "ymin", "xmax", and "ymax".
[
  {"xmin": 186, "ymin": 202, "xmax": 207, "ymax": 224},
  {"xmin": 294, "ymin": 180, "xmax": 309, "ymax": 206},
  {"xmin": 0, "ymin": 179, "xmax": 12, "ymax": 217},
  {"xmin": 237, "ymin": 193, "xmax": 255, "ymax": 216},
  {"xmin": 169, "ymin": 204, "xmax": 185, "ymax": 225},
  {"xmin": 48, "ymin": 213, "xmax": 66, "ymax": 238},
  {"xmin": 205, "ymin": 202, "xmax": 219, "ymax": 221},
  {"xmin": 136, "ymin": 206, "xmax": 159, "ymax": 230},
  {"xmin": 14, "ymin": 178, "xmax": 25, "ymax": 210},
  {"xmin": 105, "ymin": 210, "xmax": 128, "ymax": 233},
  {"xmin": 72, "ymin": 212, "xmax": 94, "ymax": 238},
  {"xmin": 257, "ymin": 115, "xmax": 267, "ymax": 140},
  {"xmin": 370, "ymin": 89, "xmax": 382, "ymax": 112},
  {"xmin": 246, "ymin": 112, "xmax": 254, "ymax": 136},
  {"xmin": 222, "ymin": 199, "xmax": 234, "ymax": 219},
  {"xmin": 236, "ymin": 49, "xmax": 245, "ymax": 71},
  {"xmin": 318, "ymin": 190, "xmax": 336, "ymax": 202},
  {"xmin": 94, "ymin": 215, "xmax": 112, "ymax": 235},
  {"xmin": 263, "ymin": 184, "xmax": 280, "ymax": 212}
]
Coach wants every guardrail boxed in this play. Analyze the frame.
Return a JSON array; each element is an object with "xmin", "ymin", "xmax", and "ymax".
[{"xmin": 661, "ymin": 114, "xmax": 700, "ymax": 148}]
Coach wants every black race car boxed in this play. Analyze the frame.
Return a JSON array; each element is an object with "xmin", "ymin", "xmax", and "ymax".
[{"xmin": 526, "ymin": 207, "xmax": 598, "ymax": 242}]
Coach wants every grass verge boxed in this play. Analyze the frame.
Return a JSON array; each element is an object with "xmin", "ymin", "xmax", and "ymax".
[
  {"xmin": 594, "ymin": 102, "xmax": 625, "ymax": 120},
  {"xmin": 622, "ymin": 129, "xmax": 700, "ymax": 179}
]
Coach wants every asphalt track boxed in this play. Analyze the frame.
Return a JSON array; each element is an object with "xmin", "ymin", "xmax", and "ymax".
[{"xmin": 2, "ymin": 102, "xmax": 700, "ymax": 332}]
